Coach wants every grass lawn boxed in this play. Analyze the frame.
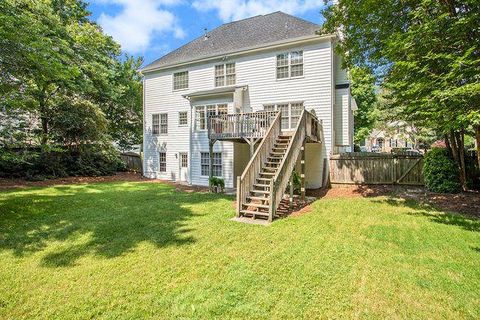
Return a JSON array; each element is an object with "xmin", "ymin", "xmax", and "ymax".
[{"xmin": 0, "ymin": 181, "xmax": 479, "ymax": 319}]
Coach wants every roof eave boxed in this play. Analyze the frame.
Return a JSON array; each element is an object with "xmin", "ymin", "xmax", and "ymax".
[{"xmin": 139, "ymin": 34, "xmax": 336, "ymax": 74}]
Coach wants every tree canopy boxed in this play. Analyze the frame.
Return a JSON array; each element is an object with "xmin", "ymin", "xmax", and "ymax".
[
  {"xmin": 0, "ymin": 0, "xmax": 143, "ymax": 150},
  {"xmin": 321, "ymin": 0, "xmax": 480, "ymax": 189}
]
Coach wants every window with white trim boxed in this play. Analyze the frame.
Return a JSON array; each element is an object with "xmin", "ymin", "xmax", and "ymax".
[
  {"xmin": 276, "ymin": 51, "xmax": 303, "ymax": 79},
  {"xmin": 215, "ymin": 63, "xmax": 235, "ymax": 87},
  {"xmin": 178, "ymin": 111, "xmax": 188, "ymax": 126},
  {"xmin": 173, "ymin": 71, "xmax": 188, "ymax": 90},
  {"xmin": 159, "ymin": 113, "xmax": 168, "ymax": 134},
  {"xmin": 264, "ymin": 102, "xmax": 304, "ymax": 130},
  {"xmin": 201, "ymin": 152, "xmax": 222, "ymax": 176},
  {"xmin": 159, "ymin": 152, "xmax": 166, "ymax": 172},
  {"xmin": 195, "ymin": 104, "xmax": 229, "ymax": 130},
  {"xmin": 152, "ymin": 114, "xmax": 160, "ymax": 134}
]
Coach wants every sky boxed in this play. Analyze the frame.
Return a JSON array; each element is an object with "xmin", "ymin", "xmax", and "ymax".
[{"xmin": 87, "ymin": 1, "xmax": 327, "ymax": 66}]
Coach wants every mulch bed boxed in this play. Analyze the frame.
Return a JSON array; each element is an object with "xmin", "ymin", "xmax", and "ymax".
[{"xmin": 307, "ymin": 185, "xmax": 480, "ymax": 219}]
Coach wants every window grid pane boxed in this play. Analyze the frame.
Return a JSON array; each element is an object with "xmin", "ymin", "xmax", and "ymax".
[
  {"xmin": 215, "ymin": 65, "xmax": 224, "ymax": 76},
  {"xmin": 181, "ymin": 154, "xmax": 188, "ymax": 168},
  {"xmin": 196, "ymin": 106, "xmax": 205, "ymax": 130},
  {"xmin": 217, "ymin": 104, "xmax": 228, "ymax": 115},
  {"xmin": 276, "ymin": 53, "xmax": 288, "ymax": 67},
  {"xmin": 152, "ymin": 114, "xmax": 160, "ymax": 134},
  {"xmin": 173, "ymin": 71, "xmax": 188, "ymax": 90},
  {"xmin": 159, "ymin": 152, "xmax": 166, "ymax": 172},
  {"xmin": 215, "ymin": 76, "xmax": 225, "ymax": 87},
  {"xmin": 160, "ymin": 113, "xmax": 168, "ymax": 134},
  {"xmin": 200, "ymin": 152, "xmax": 222, "ymax": 176},
  {"xmin": 276, "ymin": 66, "xmax": 289, "ymax": 79},
  {"xmin": 179, "ymin": 112, "xmax": 188, "ymax": 126}
]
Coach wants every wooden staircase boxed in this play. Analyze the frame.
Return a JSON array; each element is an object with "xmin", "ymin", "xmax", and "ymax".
[
  {"xmin": 239, "ymin": 135, "xmax": 292, "ymax": 219},
  {"xmin": 236, "ymin": 109, "xmax": 322, "ymax": 222}
]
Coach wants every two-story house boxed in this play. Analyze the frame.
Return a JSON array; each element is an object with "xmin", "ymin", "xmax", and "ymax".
[{"xmin": 140, "ymin": 12, "xmax": 354, "ymax": 220}]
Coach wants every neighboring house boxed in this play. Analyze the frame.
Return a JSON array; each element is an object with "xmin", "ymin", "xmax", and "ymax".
[
  {"xmin": 140, "ymin": 11, "xmax": 354, "ymax": 217},
  {"xmin": 365, "ymin": 121, "xmax": 416, "ymax": 153}
]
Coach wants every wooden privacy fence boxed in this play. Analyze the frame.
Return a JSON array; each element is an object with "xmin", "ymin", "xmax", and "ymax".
[
  {"xmin": 330, "ymin": 153, "xmax": 424, "ymax": 185},
  {"xmin": 120, "ymin": 152, "xmax": 142, "ymax": 172}
]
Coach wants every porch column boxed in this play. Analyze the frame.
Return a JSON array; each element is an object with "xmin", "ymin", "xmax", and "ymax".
[{"xmin": 209, "ymin": 140, "xmax": 215, "ymax": 191}]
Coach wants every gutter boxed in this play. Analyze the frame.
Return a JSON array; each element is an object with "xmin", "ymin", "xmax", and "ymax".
[{"xmin": 139, "ymin": 34, "xmax": 336, "ymax": 75}]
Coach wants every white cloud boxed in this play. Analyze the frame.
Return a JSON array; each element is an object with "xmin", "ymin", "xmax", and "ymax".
[
  {"xmin": 95, "ymin": 0, "xmax": 185, "ymax": 54},
  {"xmin": 192, "ymin": 0, "xmax": 325, "ymax": 22}
]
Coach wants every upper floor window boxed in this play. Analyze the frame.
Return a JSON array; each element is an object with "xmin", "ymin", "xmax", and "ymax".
[
  {"xmin": 215, "ymin": 63, "xmax": 235, "ymax": 87},
  {"xmin": 276, "ymin": 51, "xmax": 303, "ymax": 79},
  {"xmin": 173, "ymin": 71, "xmax": 188, "ymax": 90},
  {"xmin": 178, "ymin": 111, "xmax": 188, "ymax": 126}
]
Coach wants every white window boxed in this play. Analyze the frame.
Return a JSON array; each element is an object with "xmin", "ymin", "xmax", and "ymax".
[
  {"xmin": 263, "ymin": 102, "xmax": 304, "ymax": 130},
  {"xmin": 159, "ymin": 152, "xmax": 166, "ymax": 172},
  {"xmin": 179, "ymin": 111, "xmax": 188, "ymax": 126},
  {"xmin": 201, "ymin": 152, "xmax": 222, "ymax": 176},
  {"xmin": 160, "ymin": 113, "xmax": 168, "ymax": 134},
  {"xmin": 276, "ymin": 51, "xmax": 303, "ymax": 79},
  {"xmin": 152, "ymin": 114, "xmax": 160, "ymax": 134},
  {"xmin": 215, "ymin": 63, "xmax": 235, "ymax": 87},
  {"xmin": 173, "ymin": 71, "xmax": 188, "ymax": 90},
  {"xmin": 195, "ymin": 104, "xmax": 229, "ymax": 130}
]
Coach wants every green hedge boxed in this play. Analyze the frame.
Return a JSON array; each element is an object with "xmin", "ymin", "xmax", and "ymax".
[
  {"xmin": 423, "ymin": 148, "xmax": 461, "ymax": 193},
  {"xmin": 0, "ymin": 144, "xmax": 126, "ymax": 180}
]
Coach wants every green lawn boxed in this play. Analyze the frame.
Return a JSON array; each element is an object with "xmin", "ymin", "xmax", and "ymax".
[{"xmin": 0, "ymin": 182, "xmax": 479, "ymax": 319}]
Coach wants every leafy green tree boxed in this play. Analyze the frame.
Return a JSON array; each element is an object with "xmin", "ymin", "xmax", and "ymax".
[
  {"xmin": 0, "ymin": 0, "xmax": 142, "ymax": 150},
  {"xmin": 321, "ymin": 0, "xmax": 480, "ymax": 190},
  {"xmin": 349, "ymin": 67, "xmax": 378, "ymax": 144}
]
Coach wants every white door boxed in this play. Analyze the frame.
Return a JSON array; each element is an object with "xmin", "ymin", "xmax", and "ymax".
[{"xmin": 179, "ymin": 153, "xmax": 188, "ymax": 182}]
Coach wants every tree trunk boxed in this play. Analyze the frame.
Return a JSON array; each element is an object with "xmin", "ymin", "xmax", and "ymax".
[
  {"xmin": 475, "ymin": 125, "xmax": 480, "ymax": 169},
  {"xmin": 448, "ymin": 130, "xmax": 467, "ymax": 191}
]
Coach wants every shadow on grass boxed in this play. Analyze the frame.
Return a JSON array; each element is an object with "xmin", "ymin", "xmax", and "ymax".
[
  {"xmin": 372, "ymin": 197, "xmax": 480, "ymax": 233},
  {"xmin": 0, "ymin": 182, "xmax": 231, "ymax": 267}
]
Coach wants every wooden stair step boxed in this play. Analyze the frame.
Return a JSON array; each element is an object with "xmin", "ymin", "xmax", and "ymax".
[
  {"xmin": 250, "ymin": 190, "xmax": 270, "ymax": 194},
  {"xmin": 256, "ymin": 177, "xmax": 271, "ymax": 181},
  {"xmin": 260, "ymin": 172, "xmax": 275, "ymax": 176},
  {"xmin": 247, "ymin": 196, "xmax": 270, "ymax": 202},
  {"xmin": 242, "ymin": 202, "xmax": 269, "ymax": 209},
  {"xmin": 270, "ymin": 152, "xmax": 285, "ymax": 155},
  {"xmin": 240, "ymin": 210, "xmax": 269, "ymax": 217},
  {"xmin": 253, "ymin": 183, "xmax": 270, "ymax": 188}
]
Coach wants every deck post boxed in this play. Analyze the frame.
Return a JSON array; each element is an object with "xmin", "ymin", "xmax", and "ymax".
[
  {"xmin": 300, "ymin": 140, "xmax": 306, "ymax": 202},
  {"xmin": 268, "ymin": 178, "xmax": 275, "ymax": 222},
  {"xmin": 289, "ymin": 173, "xmax": 294, "ymax": 210},
  {"xmin": 236, "ymin": 176, "xmax": 241, "ymax": 217}
]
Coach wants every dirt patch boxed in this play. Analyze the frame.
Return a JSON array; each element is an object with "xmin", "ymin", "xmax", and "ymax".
[{"xmin": 307, "ymin": 185, "xmax": 480, "ymax": 218}]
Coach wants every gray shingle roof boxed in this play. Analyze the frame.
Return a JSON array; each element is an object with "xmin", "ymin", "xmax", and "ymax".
[{"xmin": 141, "ymin": 11, "xmax": 321, "ymax": 72}]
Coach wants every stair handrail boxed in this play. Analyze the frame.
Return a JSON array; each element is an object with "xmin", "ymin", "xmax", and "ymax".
[
  {"xmin": 270, "ymin": 109, "xmax": 307, "ymax": 219},
  {"xmin": 236, "ymin": 111, "xmax": 282, "ymax": 216}
]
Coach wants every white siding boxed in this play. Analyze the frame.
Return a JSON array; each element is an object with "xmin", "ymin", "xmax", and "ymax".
[{"xmin": 143, "ymin": 38, "xmax": 341, "ymax": 188}]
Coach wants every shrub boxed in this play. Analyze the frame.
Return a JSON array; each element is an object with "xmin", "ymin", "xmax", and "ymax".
[
  {"xmin": 423, "ymin": 148, "xmax": 461, "ymax": 193},
  {"xmin": 209, "ymin": 176, "xmax": 225, "ymax": 193},
  {"xmin": 0, "ymin": 144, "xmax": 125, "ymax": 180}
]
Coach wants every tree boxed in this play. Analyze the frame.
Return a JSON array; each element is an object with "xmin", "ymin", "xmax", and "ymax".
[
  {"xmin": 0, "ymin": 0, "xmax": 142, "ymax": 150},
  {"xmin": 321, "ymin": 0, "xmax": 480, "ymax": 190},
  {"xmin": 349, "ymin": 67, "xmax": 378, "ymax": 144}
]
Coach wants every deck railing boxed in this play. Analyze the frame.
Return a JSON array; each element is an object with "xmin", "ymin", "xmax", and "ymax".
[
  {"xmin": 269, "ymin": 109, "xmax": 308, "ymax": 219},
  {"xmin": 208, "ymin": 111, "xmax": 278, "ymax": 140},
  {"xmin": 236, "ymin": 111, "xmax": 282, "ymax": 217}
]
